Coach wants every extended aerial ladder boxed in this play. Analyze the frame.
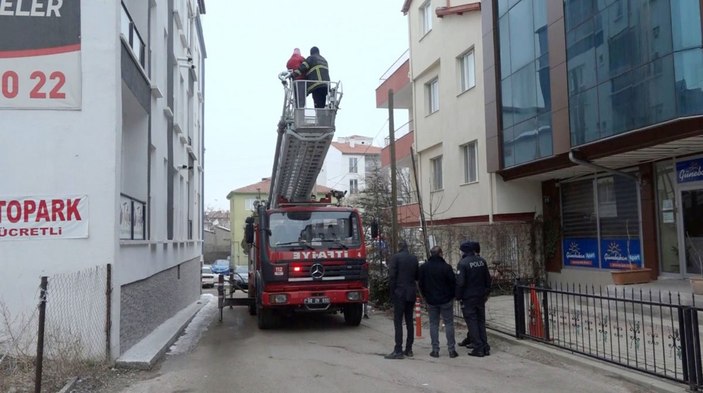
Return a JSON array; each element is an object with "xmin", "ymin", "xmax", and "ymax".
[
  {"xmin": 217, "ymin": 74, "xmax": 358, "ymax": 324},
  {"xmin": 269, "ymin": 73, "xmax": 343, "ymax": 208}
]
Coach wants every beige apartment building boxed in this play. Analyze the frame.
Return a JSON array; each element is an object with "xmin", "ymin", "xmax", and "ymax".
[{"xmin": 378, "ymin": 0, "xmax": 543, "ymax": 271}]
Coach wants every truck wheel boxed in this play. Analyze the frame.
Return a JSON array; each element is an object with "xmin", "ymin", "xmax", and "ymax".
[
  {"xmin": 248, "ymin": 301, "xmax": 256, "ymax": 316},
  {"xmin": 257, "ymin": 306, "xmax": 276, "ymax": 329},
  {"xmin": 343, "ymin": 303, "xmax": 363, "ymax": 326}
]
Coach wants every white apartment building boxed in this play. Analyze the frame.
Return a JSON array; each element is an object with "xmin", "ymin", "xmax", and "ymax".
[
  {"xmin": 391, "ymin": 0, "xmax": 542, "ymax": 266},
  {"xmin": 317, "ymin": 136, "xmax": 382, "ymax": 197},
  {"xmin": 0, "ymin": 0, "xmax": 206, "ymax": 360}
]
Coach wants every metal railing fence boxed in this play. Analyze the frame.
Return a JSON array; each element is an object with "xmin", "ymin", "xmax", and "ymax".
[{"xmin": 514, "ymin": 282, "xmax": 703, "ymax": 390}]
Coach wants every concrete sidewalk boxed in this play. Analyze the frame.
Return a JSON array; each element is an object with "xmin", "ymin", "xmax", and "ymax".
[{"xmin": 115, "ymin": 294, "xmax": 212, "ymax": 369}]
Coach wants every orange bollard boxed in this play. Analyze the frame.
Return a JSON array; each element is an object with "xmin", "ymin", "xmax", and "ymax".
[{"xmin": 415, "ymin": 297, "xmax": 422, "ymax": 338}]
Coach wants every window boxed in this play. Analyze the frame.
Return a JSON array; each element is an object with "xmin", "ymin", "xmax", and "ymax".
[
  {"xmin": 462, "ymin": 141, "xmax": 478, "ymax": 183},
  {"xmin": 427, "ymin": 78, "xmax": 439, "ymax": 114},
  {"xmin": 244, "ymin": 199, "xmax": 257, "ymax": 210},
  {"xmin": 349, "ymin": 179, "xmax": 359, "ymax": 195},
  {"xmin": 459, "ymin": 50, "xmax": 476, "ymax": 92},
  {"xmin": 420, "ymin": 1, "xmax": 432, "ymax": 36},
  {"xmin": 430, "ymin": 156, "xmax": 443, "ymax": 191},
  {"xmin": 349, "ymin": 157, "xmax": 358, "ymax": 173}
]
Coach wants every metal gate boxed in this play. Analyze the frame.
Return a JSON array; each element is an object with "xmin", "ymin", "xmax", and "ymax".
[{"xmin": 514, "ymin": 282, "xmax": 703, "ymax": 390}]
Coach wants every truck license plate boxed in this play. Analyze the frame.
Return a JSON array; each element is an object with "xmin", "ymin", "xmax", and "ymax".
[{"xmin": 304, "ymin": 297, "xmax": 330, "ymax": 305}]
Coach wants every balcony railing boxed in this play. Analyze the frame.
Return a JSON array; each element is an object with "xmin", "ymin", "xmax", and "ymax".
[
  {"xmin": 379, "ymin": 49, "xmax": 410, "ymax": 82},
  {"xmin": 384, "ymin": 121, "xmax": 412, "ymax": 146},
  {"xmin": 120, "ymin": 3, "xmax": 146, "ymax": 68},
  {"xmin": 120, "ymin": 194, "xmax": 146, "ymax": 240}
]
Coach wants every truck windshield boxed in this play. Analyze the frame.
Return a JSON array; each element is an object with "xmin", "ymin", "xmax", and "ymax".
[{"xmin": 268, "ymin": 210, "xmax": 361, "ymax": 249}]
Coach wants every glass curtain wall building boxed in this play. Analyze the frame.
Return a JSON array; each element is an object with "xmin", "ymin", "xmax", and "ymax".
[{"xmin": 484, "ymin": 0, "xmax": 703, "ymax": 278}]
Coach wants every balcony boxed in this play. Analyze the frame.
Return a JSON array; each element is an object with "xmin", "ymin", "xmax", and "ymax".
[
  {"xmin": 120, "ymin": 194, "xmax": 146, "ymax": 240},
  {"xmin": 376, "ymin": 50, "xmax": 411, "ymax": 109}
]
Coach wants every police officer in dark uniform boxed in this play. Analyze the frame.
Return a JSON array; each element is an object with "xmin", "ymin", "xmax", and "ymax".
[
  {"xmin": 458, "ymin": 241, "xmax": 481, "ymax": 349},
  {"xmin": 293, "ymin": 46, "xmax": 330, "ymax": 108},
  {"xmin": 456, "ymin": 240, "xmax": 491, "ymax": 357},
  {"xmin": 385, "ymin": 239, "xmax": 419, "ymax": 359}
]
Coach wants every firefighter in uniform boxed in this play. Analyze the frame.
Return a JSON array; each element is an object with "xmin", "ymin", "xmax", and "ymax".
[
  {"xmin": 456, "ymin": 241, "xmax": 491, "ymax": 357},
  {"xmin": 293, "ymin": 46, "xmax": 330, "ymax": 108}
]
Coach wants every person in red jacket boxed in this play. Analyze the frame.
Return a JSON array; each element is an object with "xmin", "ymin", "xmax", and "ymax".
[{"xmin": 286, "ymin": 48, "xmax": 306, "ymax": 108}]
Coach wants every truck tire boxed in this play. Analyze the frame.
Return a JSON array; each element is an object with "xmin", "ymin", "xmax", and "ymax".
[
  {"xmin": 343, "ymin": 303, "xmax": 363, "ymax": 326},
  {"xmin": 248, "ymin": 301, "xmax": 256, "ymax": 316},
  {"xmin": 257, "ymin": 306, "xmax": 276, "ymax": 329}
]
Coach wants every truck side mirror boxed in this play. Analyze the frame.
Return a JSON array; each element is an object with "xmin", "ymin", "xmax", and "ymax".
[{"xmin": 245, "ymin": 217, "xmax": 255, "ymax": 244}]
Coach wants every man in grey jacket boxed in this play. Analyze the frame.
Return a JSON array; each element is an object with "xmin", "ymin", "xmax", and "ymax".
[{"xmin": 385, "ymin": 239, "xmax": 419, "ymax": 359}]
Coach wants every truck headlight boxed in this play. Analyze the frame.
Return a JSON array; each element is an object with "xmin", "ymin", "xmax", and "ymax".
[
  {"xmin": 346, "ymin": 291, "xmax": 360, "ymax": 301},
  {"xmin": 270, "ymin": 294, "xmax": 288, "ymax": 304}
]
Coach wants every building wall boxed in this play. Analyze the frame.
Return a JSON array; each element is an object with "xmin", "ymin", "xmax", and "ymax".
[
  {"xmin": 119, "ymin": 257, "xmax": 200, "ymax": 353},
  {"xmin": 318, "ymin": 141, "xmax": 381, "ymax": 195},
  {"xmin": 319, "ymin": 147, "xmax": 343, "ymax": 191},
  {"xmin": 229, "ymin": 191, "xmax": 261, "ymax": 267},
  {"xmin": 482, "ymin": 0, "xmax": 703, "ymax": 279},
  {"xmin": 0, "ymin": 0, "xmax": 206, "ymax": 359},
  {"xmin": 407, "ymin": 0, "xmax": 541, "ymax": 222},
  {"xmin": 204, "ymin": 226, "xmax": 231, "ymax": 262},
  {"xmin": 0, "ymin": 0, "xmax": 121, "ymax": 343}
]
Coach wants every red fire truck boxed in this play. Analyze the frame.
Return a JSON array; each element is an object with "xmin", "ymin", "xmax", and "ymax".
[{"xmin": 223, "ymin": 74, "xmax": 368, "ymax": 329}]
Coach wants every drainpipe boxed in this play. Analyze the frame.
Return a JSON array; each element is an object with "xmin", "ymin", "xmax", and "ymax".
[
  {"xmin": 489, "ymin": 173, "xmax": 495, "ymax": 223},
  {"xmin": 167, "ymin": 0, "xmax": 174, "ymax": 239},
  {"xmin": 568, "ymin": 150, "xmax": 640, "ymax": 184}
]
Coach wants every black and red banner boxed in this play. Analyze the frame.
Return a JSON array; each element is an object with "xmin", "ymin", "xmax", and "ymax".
[{"xmin": 0, "ymin": 0, "xmax": 82, "ymax": 109}]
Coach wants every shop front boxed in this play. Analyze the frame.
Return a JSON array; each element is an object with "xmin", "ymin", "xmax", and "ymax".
[
  {"xmin": 657, "ymin": 156, "xmax": 703, "ymax": 277},
  {"xmin": 560, "ymin": 173, "xmax": 643, "ymax": 271}
]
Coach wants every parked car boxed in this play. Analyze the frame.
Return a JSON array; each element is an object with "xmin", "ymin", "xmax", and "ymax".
[
  {"xmin": 232, "ymin": 265, "xmax": 249, "ymax": 288},
  {"xmin": 210, "ymin": 259, "xmax": 231, "ymax": 276},
  {"xmin": 201, "ymin": 265, "xmax": 215, "ymax": 288}
]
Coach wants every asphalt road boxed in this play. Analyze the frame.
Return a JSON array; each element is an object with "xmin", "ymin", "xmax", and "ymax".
[{"xmin": 101, "ymin": 288, "xmax": 662, "ymax": 393}]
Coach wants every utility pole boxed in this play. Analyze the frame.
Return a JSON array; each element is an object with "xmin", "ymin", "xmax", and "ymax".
[
  {"xmin": 388, "ymin": 89, "xmax": 398, "ymax": 254},
  {"xmin": 410, "ymin": 147, "xmax": 430, "ymax": 259}
]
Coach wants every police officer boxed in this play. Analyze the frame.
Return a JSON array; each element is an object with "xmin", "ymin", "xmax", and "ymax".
[{"xmin": 456, "ymin": 240, "xmax": 491, "ymax": 357}]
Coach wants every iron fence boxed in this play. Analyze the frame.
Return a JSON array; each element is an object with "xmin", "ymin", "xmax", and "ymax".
[{"xmin": 514, "ymin": 282, "xmax": 703, "ymax": 390}]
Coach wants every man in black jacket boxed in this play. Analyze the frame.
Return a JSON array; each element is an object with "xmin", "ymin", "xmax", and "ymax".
[
  {"xmin": 293, "ymin": 46, "xmax": 330, "ymax": 108},
  {"xmin": 456, "ymin": 241, "xmax": 491, "ymax": 357},
  {"xmin": 385, "ymin": 239, "xmax": 419, "ymax": 359},
  {"xmin": 419, "ymin": 246, "xmax": 458, "ymax": 358}
]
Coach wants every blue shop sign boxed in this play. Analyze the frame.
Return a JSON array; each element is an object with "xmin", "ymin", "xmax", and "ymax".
[
  {"xmin": 676, "ymin": 158, "xmax": 703, "ymax": 184},
  {"xmin": 563, "ymin": 238, "xmax": 598, "ymax": 268},
  {"xmin": 601, "ymin": 239, "xmax": 642, "ymax": 269}
]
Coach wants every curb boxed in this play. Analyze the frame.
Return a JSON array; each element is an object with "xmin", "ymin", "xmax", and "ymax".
[
  {"xmin": 487, "ymin": 329, "xmax": 688, "ymax": 393},
  {"xmin": 115, "ymin": 296, "xmax": 210, "ymax": 370},
  {"xmin": 57, "ymin": 376, "xmax": 78, "ymax": 393}
]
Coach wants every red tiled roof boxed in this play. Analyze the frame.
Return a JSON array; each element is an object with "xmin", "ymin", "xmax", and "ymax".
[
  {"xmin": 331, "ymin": 142, "xmax": 382, "ymax": 155},
  {"xmin": 231, "ymin": 178, "xmax": 272, "ymax": 194}
]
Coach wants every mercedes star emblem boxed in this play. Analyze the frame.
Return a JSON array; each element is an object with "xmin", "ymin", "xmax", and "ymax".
[{"xmin": 310, "ymin": 263, "xmax": 325, "ymax": 279}]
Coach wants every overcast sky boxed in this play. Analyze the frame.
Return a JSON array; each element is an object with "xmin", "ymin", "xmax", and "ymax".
[{"xmin": 201, "ymin": 1, "xmax": 410, "ymax": 211}]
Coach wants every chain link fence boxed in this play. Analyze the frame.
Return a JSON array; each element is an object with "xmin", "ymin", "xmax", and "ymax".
[
  {"xmin": 44, "ymin": 265, "xmax": 110, "ymax": 360},
  {"xmin": 0, "ymin": 264, "xmax": 111, "ymax": 392}
]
